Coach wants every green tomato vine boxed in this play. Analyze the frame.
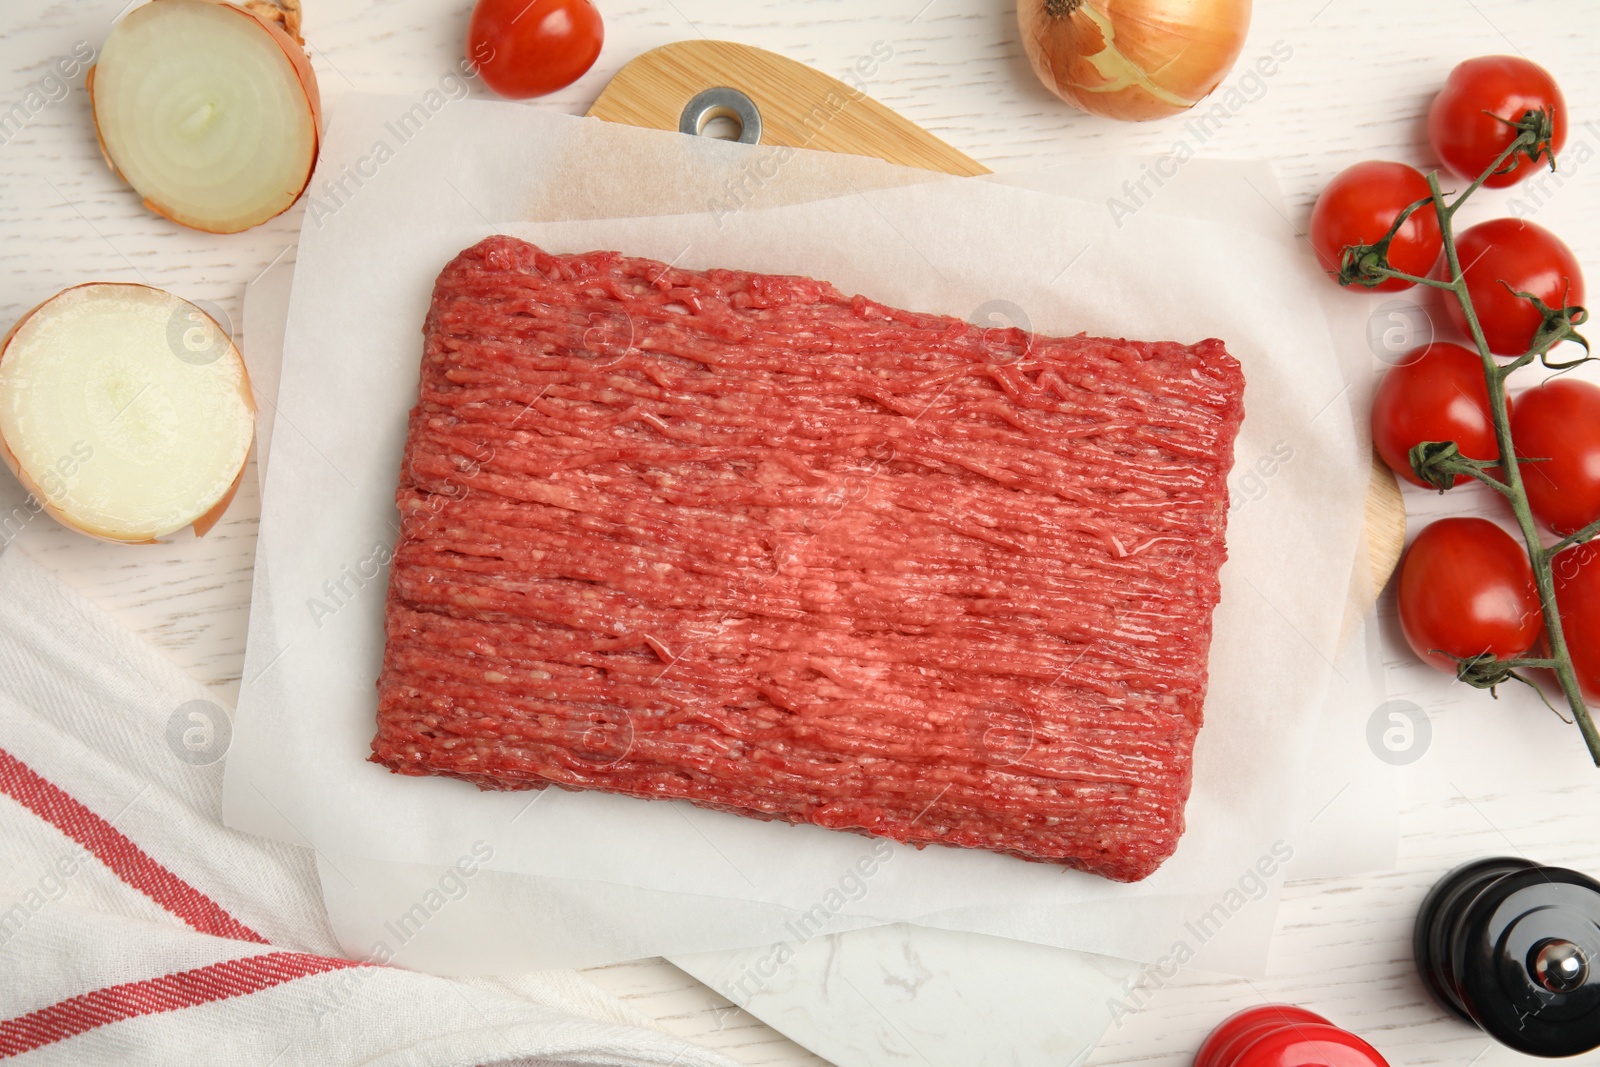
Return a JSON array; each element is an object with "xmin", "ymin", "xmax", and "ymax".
[{"xmin": 1338, "ymin": 112, "xmax": 1600, "ymax": 764}]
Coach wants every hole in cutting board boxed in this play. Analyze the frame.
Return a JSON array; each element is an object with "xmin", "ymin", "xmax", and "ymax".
[
  {"xmin": 678, "ymin": 87, "xmax": 762, "ymax": 145},
  {"xmin": 697, "ymin": 108, "xmax": 743, "ymax": 140}
]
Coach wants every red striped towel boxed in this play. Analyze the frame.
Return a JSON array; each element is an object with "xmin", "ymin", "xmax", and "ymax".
[{"xmin": 0, "ymin": 545, "xmax": 731, "ymax": 1067}]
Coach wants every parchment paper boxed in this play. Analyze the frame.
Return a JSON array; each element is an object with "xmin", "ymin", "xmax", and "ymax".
[
  {"xmin": 224, "ymin": 95, "xmax": 1367, "ymax": 955},
  {"xmin": 245, "ymin": 158, "xmax": 1393, "ymax": 979}
]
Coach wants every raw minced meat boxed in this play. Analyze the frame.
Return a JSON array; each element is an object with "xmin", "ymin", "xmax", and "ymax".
[{"xmin": 370, "ymin": 235, "xmax": 1245, "ymax": 883}]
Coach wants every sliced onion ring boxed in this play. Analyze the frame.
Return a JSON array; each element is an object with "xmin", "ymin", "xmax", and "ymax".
[
  {"xmin": 0, "ymin": 284, "xmax": 255, "ymax": 544},
  {"xmin": 89, "ymin": 0, "xmax": 321, "ymax": 233}
]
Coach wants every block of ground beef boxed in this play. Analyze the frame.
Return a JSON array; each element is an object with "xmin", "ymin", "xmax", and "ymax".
[{"xmin": 371, "ymin": 235, "xmax": 1245, "ymax": 883}]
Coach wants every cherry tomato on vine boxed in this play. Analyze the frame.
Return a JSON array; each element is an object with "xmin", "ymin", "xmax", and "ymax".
[
  {"xmin": 1554, "ymin": 544, "xmax": 1600, "ymax": 701},
  {"xmin": 1309, "ymin": 161, "xmax": 1442, "ymax": 291},
  {"xmin": 1512, "ymin": 379, "xmax": 1600, "ymax": 535},
  {"xmin": 1444, "ymin": 218, "xmax": 1584, "ymax": 357},
  {"xmin": 1373, "ymin": 342, "xmax": 1504, "ymax": 488},
  {"xmin": 467, "ymin": 0, "xmax": 603, "ymax": 100},
  {"xmin": 1429, "ymin": 56, "xmax": 1567, "ymax": 189},
  {"xmin": 1398, "ymin": 517, "xmax": 1542, "ymax": 673}
]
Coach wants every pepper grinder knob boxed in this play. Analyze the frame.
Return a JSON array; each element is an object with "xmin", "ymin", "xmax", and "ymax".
[
  {"xmin": 1415, "ymin": 857, "xmax": 1600, "ymax": 1058},
  {"xmin": 1532, "ymin": 939, "xmax": 1589, "ymax": 994}
]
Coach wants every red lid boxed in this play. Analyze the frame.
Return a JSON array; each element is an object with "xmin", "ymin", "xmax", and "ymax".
[
  {"xmin": 1229, "ymin": 1022, "xmax": 1390, "ymax": 1067},
  {"xmin": 1195, "ymin": 1006, "xmax": 1331, "ymax": 1067}
]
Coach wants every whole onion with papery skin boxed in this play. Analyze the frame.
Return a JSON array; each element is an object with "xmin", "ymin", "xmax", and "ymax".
[{"xmin": 1018, "ymin": 0, "xmax": 1253, "ymax": 121}]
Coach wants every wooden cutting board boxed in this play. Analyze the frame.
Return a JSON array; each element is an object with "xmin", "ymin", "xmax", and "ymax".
[{"xmin": 587, "ymin": 40, "xmax": 1407, "ymax": 598}]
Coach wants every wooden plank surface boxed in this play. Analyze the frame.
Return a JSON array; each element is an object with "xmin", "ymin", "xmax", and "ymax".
[{"xmin": 1, "ymin": 2, "xmax": 1597, "ymax": 1066}]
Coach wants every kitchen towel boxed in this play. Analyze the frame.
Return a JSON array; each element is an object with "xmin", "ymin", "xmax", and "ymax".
[{"xmin": 0, "ymin": 544, "xmax": 732, "ymax": 1067}]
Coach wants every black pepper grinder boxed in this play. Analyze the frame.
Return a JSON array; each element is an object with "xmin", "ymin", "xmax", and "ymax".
[{"xmin": 1415, "ymin": 857, "xmax": 1600, "ymax": 1058}]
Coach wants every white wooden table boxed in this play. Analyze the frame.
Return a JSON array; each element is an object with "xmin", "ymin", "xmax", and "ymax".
[{"xmin": 3, "ymin": 1, "xmax": 1599, "ymax": 1064}]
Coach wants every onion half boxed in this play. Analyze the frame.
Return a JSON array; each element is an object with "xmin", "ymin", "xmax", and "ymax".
[
  {"xmin": 0, "ymin": 284, "xmax": 255, "ymax": 544},
  {"xmin": 1019, "ymin": 0, "xmax": 1252, "ymax": 122},
  {"xmin": 89, "ymin": 0, "xmax": 321, "ymax": 233}
]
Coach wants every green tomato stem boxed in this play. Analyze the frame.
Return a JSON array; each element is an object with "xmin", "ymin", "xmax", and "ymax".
[
  {"xmin": 1427, "ymin": 146, "xmax": 1600, "ymax": 765},
  {"xmin": 1548, "ymin": 517, "xmax": 1600, "ymax": 558},
  {"xmin": 1454, "ymin": 465, "xmax": 1514, "ymax": 497},
  {"xmin": 1500, "ymin": 350, "xmax": 1542, "ymax": 376},
  {"xmin": 1365, "ymin": 266, "xmax": 1455, "ymax": 290},
  {"xmin": 1441, "ymin": 134, "xmax": 1528, "ymax": 220}
]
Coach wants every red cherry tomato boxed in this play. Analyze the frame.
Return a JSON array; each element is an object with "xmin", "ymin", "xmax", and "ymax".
[
  {"xmin": 1512, "ymin": 379, "xmax": 1600, "ymax": 535},
  {"xmin": 1373, "ymin": 343, "xmax": 1504, "ymax": 488},
  {"xmin": 1310, "ymin": 161, "xmax": 1442, "ymax": 292},
  {"xmin": 1429, "ymin": 56, "xmax": 1567, "ymax": 189},
  {"xmin": 1554, "ymin": 544, "xmax": 1600, "ymax": 701},
  {"xmin": 1399, "ymin": 518, "xmax": 1542, "ymax": 672},
  {"xmin": 467, "ymin": 0, "xmax": 603, "ymax": 100},
  {"xmin": 1444, "ymin": 218, "xmax": 1584, "ymax": 357}
]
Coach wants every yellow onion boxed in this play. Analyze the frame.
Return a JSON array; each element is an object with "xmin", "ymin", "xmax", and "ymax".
[
  {"xmin": 0, "ymin": 284, "xmax": 255, "ymax": 543},
  {"xmin": 1019, "ymin": 0, "xmax": 1252, "ymax": 122},
  {"xmin": 88, "ymin": 0, "xmax": 321, "ymax": 233}
]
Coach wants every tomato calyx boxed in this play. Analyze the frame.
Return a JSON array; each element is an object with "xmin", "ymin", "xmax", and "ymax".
[
  {"xmin": 1336, "ymin": 242, "xmax": 1396, "ymax": 289},
  {"xmin": 1449, "ymin": 650, "xmax": 1559, "ymax": 697},
  {"xmin": 1501, "ymin": 286, "xmax": 1590, "ymax": 367},
  {"xmin": 1408, "ymin": 439, "xmax": 1559, "ymax": 498},
  {"xmin": 1447, "ymin": 651, "xmax": 1577, "ymax": 724},
  {"xmin": 1408, "ymin": 440, "xmax": 1497, "ymax": 494},
  {"xmin": 1486, "ymin": 106, "xmax": 1561, "ymax": 178},
  {"xmin": 1334, "ymin": 194, "xmax": 1436, "ymax": 288}
]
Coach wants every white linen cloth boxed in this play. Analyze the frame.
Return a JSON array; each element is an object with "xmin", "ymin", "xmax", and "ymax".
[{"xmin": 0, "ymin": 544, "xmax": 732, "ymax": 1067}]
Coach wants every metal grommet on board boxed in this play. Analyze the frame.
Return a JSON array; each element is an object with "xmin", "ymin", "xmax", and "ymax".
[{"xmin": 678, "ymin": 87, "xmax": 762, "ymax": 145}]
